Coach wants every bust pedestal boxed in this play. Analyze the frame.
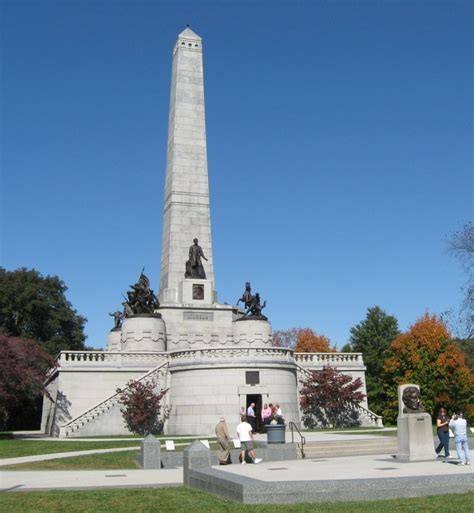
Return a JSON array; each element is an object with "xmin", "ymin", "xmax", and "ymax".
[{"xmin": 396, "ymin": 412, "xmax": 434, "ymax": 462}]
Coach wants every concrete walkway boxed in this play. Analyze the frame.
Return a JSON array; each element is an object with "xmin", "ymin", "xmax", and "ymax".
[
  {"xmin": 1, "ymin": 451, "xmax": 472, "ymax": 493},
  {"xmin": 217, "ymin": 450, "xmax": 474, "ymax": 482},
  {"xmin": 0, "ymin": 469, "xmax": 182, "ymax": 492}
]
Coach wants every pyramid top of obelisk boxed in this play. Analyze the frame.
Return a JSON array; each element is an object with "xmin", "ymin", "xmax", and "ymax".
[{"xmin": 178, "ymin": 27, "xmax": 202, "ymax": 41}]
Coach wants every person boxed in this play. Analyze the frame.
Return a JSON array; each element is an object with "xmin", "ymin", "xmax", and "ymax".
[
  {"xmin": 247, "ymin": 402, "xmax": 257, "ymax": 433},
  {"xmin": 435, "ymin": 408, "xmax": 450, "ymax": 458},
  {"xmin": 261, "ymin": 403, "xmax": 272, "ymax": 426},
  {"xmin": 236, "ymin": 415, "xmax": 262, "ymax": 464},
  {"xmin": 215, "ymin": 417, "xmax": 231, "ymax": 465},
  {"xmin": 270, "ymin": 403, "xmax": 277, "ymax": 416},
  {"xmin": 276, "ymin": 404, "xmax": 282, "ymax": 416},
  {"xmin": 449, "ymin": 412, "xmax": 471, "ymax": 465}
]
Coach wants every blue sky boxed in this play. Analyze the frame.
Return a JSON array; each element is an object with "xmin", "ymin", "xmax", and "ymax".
[{"xmin": 1, "ymin": 0, "xmax": 472, "ymax": 349}]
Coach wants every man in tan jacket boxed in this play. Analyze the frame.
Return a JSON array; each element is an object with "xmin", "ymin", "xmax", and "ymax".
[{"xmin": 215, "ymin": 417, "xmax": 231, "ymax": 465}]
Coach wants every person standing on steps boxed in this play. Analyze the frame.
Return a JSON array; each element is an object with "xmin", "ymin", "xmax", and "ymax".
[
  {"xmin": 247, "ymin": 402, "xmax": 257, "ymax": 433},
  {"xmin": 236, "ymin": 415, "xmax": 262, "ymax": 465}
]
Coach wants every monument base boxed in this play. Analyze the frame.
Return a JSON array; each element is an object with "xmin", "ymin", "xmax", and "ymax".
[
  {"xmin": 396, "ymin": 413, "xmax": 434, "ymax": 462},
  {"xmin": 121, "ymin": 315, "xmax": 167, "ymax": 352}
]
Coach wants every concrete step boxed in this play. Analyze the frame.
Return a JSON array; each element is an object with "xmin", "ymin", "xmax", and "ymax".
[{"xmin": 299, "ymin": 437, "xmax": 397, "ymax": 458}]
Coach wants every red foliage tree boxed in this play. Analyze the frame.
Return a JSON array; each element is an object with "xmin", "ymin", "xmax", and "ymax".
[
  {"xmin": 117, "ymin": 380, "xmax": 169, "ymax": 435},
  {"xmin": 300, "ymin": 366, "xmax": 365, "ymax": 428},
  {"xmin": 0, "ymin": 334, "xmax": 55, "ymax": 429},
  {"xmin": 383, "ymin": 314, "xmax": 474, "ymax": 424}
]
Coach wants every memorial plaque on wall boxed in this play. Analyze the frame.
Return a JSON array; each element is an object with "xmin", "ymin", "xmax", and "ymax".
[
  {"xmin": 246, "ymin": 371, "xmax": 260, "ymax": 385},
  {"xmin": 193, "ymin": 284, "xmax": 204, "ymax": 300}
]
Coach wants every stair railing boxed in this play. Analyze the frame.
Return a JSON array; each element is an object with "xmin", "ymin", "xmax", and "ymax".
[{"xmin": 288, "ymin": 421, "xmax": 306, "ymax": 459}]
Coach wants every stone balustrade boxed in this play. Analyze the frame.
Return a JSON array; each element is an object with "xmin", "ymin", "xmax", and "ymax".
[
  {"xmin": 169, "ymin": 347, "xmax": 294, "ymax": 367},
  {"xmin": 294, "ymin": 352, "xmax": 364, "ymax": 368},
  {"xmin": 56, "ymin": 351, "xmax": 169, "ymax": 368}
]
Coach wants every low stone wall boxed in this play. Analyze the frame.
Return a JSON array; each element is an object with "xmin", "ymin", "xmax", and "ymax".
[{"xmin": 139, "ymin": 441, "xmax": 297, "ymax": 469}]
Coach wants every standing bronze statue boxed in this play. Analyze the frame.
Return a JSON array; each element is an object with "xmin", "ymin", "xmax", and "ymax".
[
  {"xmin": 109, "ymin": 310, "xmax": 124, "ymax": 330},
  {"xmin": 185, "ymin": 238, "xmax": 208, "ymax": 279}
]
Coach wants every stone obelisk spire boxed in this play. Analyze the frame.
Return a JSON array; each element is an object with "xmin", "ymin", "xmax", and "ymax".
[{"xmin": 159, "ymin": 28, "xmax": 215, "ymax": 304}]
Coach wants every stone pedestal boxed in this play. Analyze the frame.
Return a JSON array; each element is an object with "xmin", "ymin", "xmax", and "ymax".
[
  {"xmin": 106, "ymin": 329, "xmax": 121, "ymax": 351},
  {"xmin": 396, "ymin": 413, "xmax": 434, "ymax": 462},
  {"xmin": 183, "ymin": 440, "xmax": 211, "ymax": 486},
  {"xmin": 121, "ymin": 315, "xmax": 166, "ymax": 352},
  {"xmin": 140, "ymin": 435, "xmax": 161, "ymax": 469},
  {"xmin": 233, "ymin": 318, "xmax": 272, "ymax": 347}
]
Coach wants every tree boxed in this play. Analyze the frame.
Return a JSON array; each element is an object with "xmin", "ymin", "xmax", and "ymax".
[
  {"xmin": 0, "ymin": 267, "xmax": 87, "ymax": 355},
  {"xmin": 117, "ymin": 381, "xmax": 169, "ymax": 435},
  {"xmin": 0, "ymin": 334, "xmax": 55, "ymax": 429},
  {"xmin": 347, "ymin": 306, "xmax": 400, "ymax": 415},
  {"xmin": 383, "ymin": 314, "xmax": 474, "ymax": 425},
  {"xmin": 299, "ymin": 366, "xmax": 365, "ymax": 428},
  {"xmin": 446, "ymin": 223, "xmax": 473, "ymax": 339},
  {"xmin": 272, "ymin": 328, "xmax": 299, "ymax": 348},
  {"xmin": 273, "ymin": 328, "xmax": 335, "ymax": 352}
]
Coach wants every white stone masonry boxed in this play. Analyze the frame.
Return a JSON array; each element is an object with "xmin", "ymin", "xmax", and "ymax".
[{"xmin": 160, "ymin": 28, "xmax": 215, "ymax": 304}]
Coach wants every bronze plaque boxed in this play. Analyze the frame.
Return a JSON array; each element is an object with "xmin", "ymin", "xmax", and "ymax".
[{"xmin": 193, "ymin": 284, "xmax": 204, "ymax": 300}]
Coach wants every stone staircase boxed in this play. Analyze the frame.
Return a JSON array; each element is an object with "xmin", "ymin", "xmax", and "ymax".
[
  {"xmin": 299, "ymin": 437, "xmax": 398, "ymax": 459},
  {"xmin": 296, "ymin": 364, "xmax": 384, "ymax": 428},
  {"xmin": 59, "ymin": 361, "xmax": 169, "ymax": 437}
]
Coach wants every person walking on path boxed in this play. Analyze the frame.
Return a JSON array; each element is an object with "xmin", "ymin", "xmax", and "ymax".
[
  {"xmin": 435, "ymin": 408, "xmax": 450, "ymax": 458},
  {"xmin": 236, "ymin": 415, "xmax": 262, "ymax": 465},
  {"xmin": 215, "ymin": 417, "xmax": 232, "ymax": 465},
  {"xmin": 449, "ymin": 413, "xmax": 471, "ymax": 465}
]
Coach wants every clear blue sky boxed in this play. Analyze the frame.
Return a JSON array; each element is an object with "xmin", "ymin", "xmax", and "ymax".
[{"xmin": 1, "ymin": 1, "xmax": 472, "ymax": 349}]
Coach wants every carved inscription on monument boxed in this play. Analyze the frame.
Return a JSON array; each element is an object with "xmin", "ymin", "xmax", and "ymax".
[
  {"xmin": 183, "ymin": 311, "xmax": 214, "ymax": 321},
  {"xmin": 193, "ymin": 284, "xmax": 205, "ymax": 300}
]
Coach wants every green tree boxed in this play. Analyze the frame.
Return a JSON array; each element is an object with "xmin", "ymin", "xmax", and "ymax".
[
  {"xmin": 0, "ymin": 267, "xmax": 87, "ymax": 355},
  {"xmin": 347, "ymin": 306, "xmax": 400, "ymax": 416}
]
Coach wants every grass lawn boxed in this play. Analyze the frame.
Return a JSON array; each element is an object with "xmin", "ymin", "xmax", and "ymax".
[
  {"xmin": 0, "ymin": 440, "xmax": 141, "ymax": 459},
  {"xmin": 0, "ymin": 450, "xmax": 141, "ymax": 470},
  {"xmin": 0, "ymin": 438, "xmax": 203, "ymax": 459},
  {"xmin": 0, "ymin": 488, "xmax": 472, "ymax": 513}
]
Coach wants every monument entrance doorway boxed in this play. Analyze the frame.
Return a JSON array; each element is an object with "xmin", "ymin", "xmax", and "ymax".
[{"xmin": 246, "ymin": 394, "xmax": 263, "ymax": 432}]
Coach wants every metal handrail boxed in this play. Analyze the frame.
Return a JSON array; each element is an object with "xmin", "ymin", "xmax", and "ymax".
[{"xmin": 289, "ymin": 421, "xmax": 306, "ymax": 459}]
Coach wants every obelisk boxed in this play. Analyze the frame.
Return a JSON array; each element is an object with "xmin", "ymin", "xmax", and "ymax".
[{"xmin": 159, "ymin": 28, "xmax": 215, "ymax": 304}]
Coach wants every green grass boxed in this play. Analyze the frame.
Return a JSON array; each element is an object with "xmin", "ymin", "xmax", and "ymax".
[
  {"xmin": 0, "ymin": 440, "xmax": 141, "ymax": 459},
  {"xmin": 0, "ymin": 488, "xmax": 472, "ymax": 513},
  {"xmin": 0, "ymin": 450, "xmax": 141, "ymax": 470},
  {"xmin": 0, "ymin": 438, "xmax": 205, "ymax": 459},
  {"xmin": 1, "ymin": 443, "xmax": 220, "ymax": 470}
]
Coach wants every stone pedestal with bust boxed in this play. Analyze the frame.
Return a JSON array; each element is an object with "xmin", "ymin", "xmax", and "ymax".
[{"xmin": 396, "ymin": 384, "xmax": 435, "ymax": 462}]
